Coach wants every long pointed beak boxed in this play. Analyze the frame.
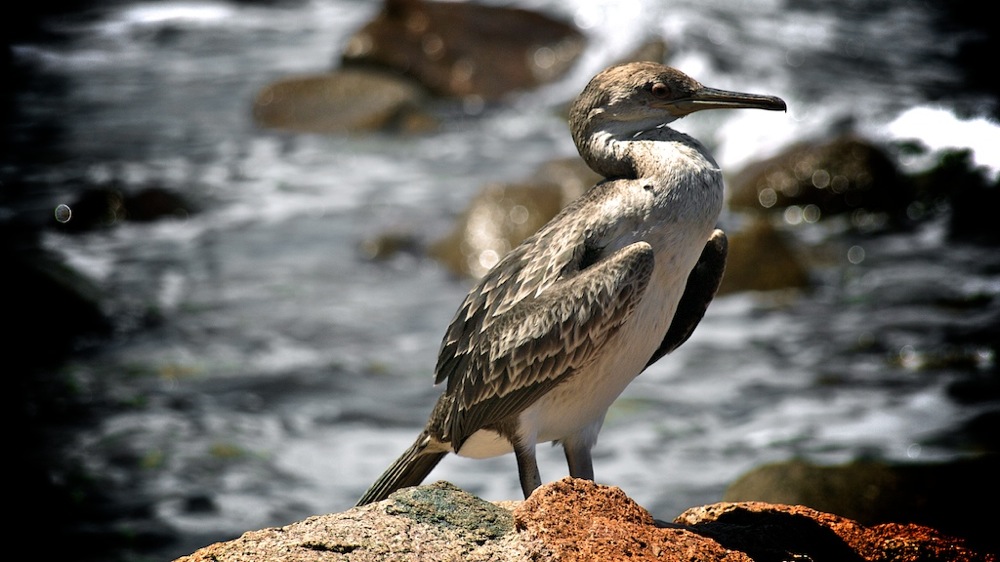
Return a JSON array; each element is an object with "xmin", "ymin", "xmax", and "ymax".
[{"xmin": 666, "ymin": 86, "xmax": 787, "ymax": 116}]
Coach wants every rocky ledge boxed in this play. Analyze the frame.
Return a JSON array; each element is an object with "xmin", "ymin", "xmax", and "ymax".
[{"xmin": 174, "ymin": 478, "xmax": 993, "ymax": 562}]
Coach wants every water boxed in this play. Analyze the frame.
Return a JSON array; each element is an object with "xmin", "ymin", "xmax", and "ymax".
[{"xmin": 8, "ymin": 0, "xmax": 999, "ymax": 560}]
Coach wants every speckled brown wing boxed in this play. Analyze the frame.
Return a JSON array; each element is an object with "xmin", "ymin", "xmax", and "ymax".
[
  {"xmin": 429, "ymin": 196, "xmax": 655, "ymax": 449},
  {"xmin": 644, "ymin": 228, "xmax": 727, "ymax": 369}
]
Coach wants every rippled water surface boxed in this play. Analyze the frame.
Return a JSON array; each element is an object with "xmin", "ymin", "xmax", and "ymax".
[{"xmin": 9, "ymin": 0, "xmax": 999, "ymax": 560}]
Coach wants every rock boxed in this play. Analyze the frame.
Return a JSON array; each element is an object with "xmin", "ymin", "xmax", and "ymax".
[
  {"xmin": 125, "ymin": 185, "xmax": 197, "ymax": 222},
  {"xmin": 716, "ymin": 217, "xmax": 811, "ymax": 294},
  {"xmin": 729, "ymin": 137, "xmax": 1000, "ymax": 243},
  {"xmin": 907, "ymin": 147, "xmax": 1000, "ymax": 244},
  {"xmin": 340, "ymin": 0, "xmax": 585, "ymax": 101},
  {"xmin": 514, "ymin": 479, "xmax": 751, "ymax": 561},
  {"xmin": 174, "ymin": 481, "xmax": 550, "ymax": 562},
  {"xmin": 252, "ymin": 69, "xmax": 436, "ymax": 134},
  {"xmin": 427, "ymin": 180, "xmax": 566, "ymax": 278},
  {"xmin": 675, "ymin": 501, "xmax": 992, "ymax": 562},
  {"xmin": 174, "ymin": 478, "xmax": 994, "ymax": 562},
  {"xmin": 54, "ymin": 183, "xmax": 198, "ymax": 233},
  {"xmin": 723, "ymin": 456, "xmax": 1000, "ymax": 555},
  {"xmin": 728, "ymin": 135, "xmax": 914, "ymax": 229},
  {"xmin": 426, "ymin": 157, "xmax": 600, "ymax": 278}
]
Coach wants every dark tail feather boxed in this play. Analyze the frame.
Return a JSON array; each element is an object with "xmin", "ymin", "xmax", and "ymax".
[{"xmin": 356, "ymin": 433, "xmax": 447, "ymax": 506}]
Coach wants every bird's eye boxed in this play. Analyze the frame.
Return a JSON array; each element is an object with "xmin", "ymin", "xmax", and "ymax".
[{"xmin": 650, "ymin": 83, "xmax": 670, "ymax": 98}]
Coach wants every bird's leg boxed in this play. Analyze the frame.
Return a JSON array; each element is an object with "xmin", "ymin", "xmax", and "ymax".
[
  {"xmin": 562, "ymin": 439, "xmax": 595, "ymax": 481},
  {"xmin": 513, "ymin": 441, "xmax": 542, "ymax": 498}
]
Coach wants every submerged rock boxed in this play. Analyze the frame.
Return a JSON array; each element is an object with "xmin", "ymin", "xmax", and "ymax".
[
  {"xmin": 252, "ymin": 69, "xmax": 436, "ymax": 134},
  {"xmin": 728, "ymin": 135, "xmax": 914, "ymax": 229},
  {"xmin": 54, "ymin": 183, "xmax": 198, "ymax": 233},
  {"xmin": 340, "ymin": 0, "xmax": 585, "ymax": 101},
  {"xmin": 907, "ymin": 148, "xmax": 1000, "ymax": 244},
  {"xmin": 717, "ymin": 217, "xmax": 811, "ymax": 294},
  {"xmin": 426, "ymin": 157, "xmax": 600, "ymax": 278}
]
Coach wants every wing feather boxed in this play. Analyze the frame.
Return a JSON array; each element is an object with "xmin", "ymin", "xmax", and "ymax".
[
  {"xmin": 433, "ymin": 240, "xmax": 654, "ymax": 448},
  {"xmin": 644, "ymin": 228, "xmax": 727, "ymax": 369}
]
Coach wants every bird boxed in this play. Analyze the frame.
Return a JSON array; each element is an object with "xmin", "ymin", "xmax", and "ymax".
[{"xmin": 356, "ymin": 61, "xmax": 786, "ymax": 506}]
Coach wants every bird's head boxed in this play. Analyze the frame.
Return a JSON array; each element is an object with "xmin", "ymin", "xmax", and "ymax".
[{"xmin": 570, "ymin": 61, "xmax": 787, "ymax": 145}]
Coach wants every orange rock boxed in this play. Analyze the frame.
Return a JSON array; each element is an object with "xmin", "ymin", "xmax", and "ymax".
[
  {"xmin": 514, "ymin": 478, "xmax": 751, "ymax": 561},
  {"xmin": 676, "ymin": 501, "xmax": 995, "ymax": 562}
]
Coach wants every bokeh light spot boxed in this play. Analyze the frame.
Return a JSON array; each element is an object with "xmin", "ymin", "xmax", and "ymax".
[{"xmin": 55, "ymin": 204, "xmax": 72, "ymax": 223}]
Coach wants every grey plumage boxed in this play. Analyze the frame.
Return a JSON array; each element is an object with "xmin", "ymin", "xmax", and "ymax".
[{"xmin": 356, "ymin": 62, "xmax": 785, "ymax": 506}]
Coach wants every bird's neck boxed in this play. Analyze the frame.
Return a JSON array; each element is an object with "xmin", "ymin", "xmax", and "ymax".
[{"xmin": 576, "ymin": 123, "xmax": 720, "ymax": 180}]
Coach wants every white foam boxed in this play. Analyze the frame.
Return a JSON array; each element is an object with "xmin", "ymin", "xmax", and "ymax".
[{"xmin": 885, "ymin": 106, "xmax": 1000, "ymax": 179}]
